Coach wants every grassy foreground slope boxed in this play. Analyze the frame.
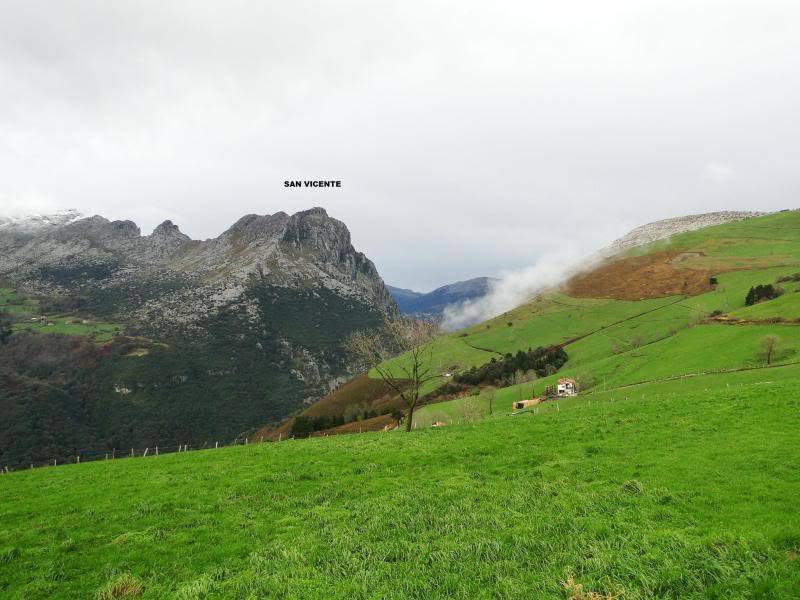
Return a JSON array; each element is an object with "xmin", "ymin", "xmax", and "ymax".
[{"xmin": 1, "ymin": 367, "xmax": 800, "ymax": 598}]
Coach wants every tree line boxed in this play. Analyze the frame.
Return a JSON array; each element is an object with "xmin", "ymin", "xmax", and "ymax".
[{"xmin": 454, "ymin": 346, "xmax": 568, "ymax": 387}]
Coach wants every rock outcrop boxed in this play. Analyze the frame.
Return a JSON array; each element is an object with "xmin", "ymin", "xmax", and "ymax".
[{"xmin": 603, "ymin": 211, "xmax": 765, "ymax": 256}]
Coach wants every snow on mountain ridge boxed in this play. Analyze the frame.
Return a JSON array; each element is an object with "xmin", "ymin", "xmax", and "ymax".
[{"xmin": 0, "ymin": 209, "xmax": 84, "ymax": 232}]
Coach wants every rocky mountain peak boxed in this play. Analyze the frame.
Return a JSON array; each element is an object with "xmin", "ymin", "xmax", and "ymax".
[
  {"xmin": 109, "ymin": 220, "xmax": 141, "ymax": 238},
  {"xmin": 152, "ymin": 220, "xmax": 190, "ymax": 241},
  {"xmin": 282, "ymin": 207, "xmax": 352, "ymax": 263},
  {"xmin": 223, "ymin": 212, "xmax": 290, "ymax": 245}
]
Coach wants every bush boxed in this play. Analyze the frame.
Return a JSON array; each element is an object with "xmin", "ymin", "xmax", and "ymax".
[{"xmin": 290, "ymin": 416, "xmax": 316, "ymax": 439}]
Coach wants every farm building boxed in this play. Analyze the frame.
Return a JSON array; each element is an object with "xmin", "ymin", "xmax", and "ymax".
[
  {"xmin": 557, "ymin": 378, "xmax": 577, "ymax": 397},
  {"xmin": 512, "ymin": 398, "xmax": 541, "ymax": 410}
]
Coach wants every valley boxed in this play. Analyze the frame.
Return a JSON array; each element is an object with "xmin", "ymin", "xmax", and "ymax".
[{"xmin": 1, "ymin": 209, "xmax": 800, "ymax": 598}]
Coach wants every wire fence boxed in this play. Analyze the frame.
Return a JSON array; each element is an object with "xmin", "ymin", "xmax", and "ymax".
[
  {"xmin": 0, "ymin": 423, "xmax": 400, "ymax": 475},
  {"xmin": 0, "ymin": 433, "xmax": 291, "ymax": 475}
]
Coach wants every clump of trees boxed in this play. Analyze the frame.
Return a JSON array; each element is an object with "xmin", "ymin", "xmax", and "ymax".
[
  {"xmin": 776, "ymin": 273, "xmax": 800, "ymax": 283},
  {"xmin": 454, "ymin": 346, "xmax": 568, "ymax": 387},
  {"xmin": 345, "ymin": 317, "xmax": 441, "ymax": 432},
  {"xmin": 288, "ymin": 403, "xmax": 402, "ymax": 438},
  {"xmin": 745, "ymin": 284, "xmax": 782, "ymax": 306}
]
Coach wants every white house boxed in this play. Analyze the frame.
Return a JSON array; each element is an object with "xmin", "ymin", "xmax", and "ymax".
[{"xmin": 556, "ymin": 378, "xmax": 577, "ymax": 397}]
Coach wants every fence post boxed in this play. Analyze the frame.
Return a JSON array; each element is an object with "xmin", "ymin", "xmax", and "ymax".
[
  {"xmin": 215, "ymin": 441, "xmax": 219, "ymax": 449},
  {"xmin": 143, "ymin": 448, "xmax": 149, "ymax": 457},
  {"xmin": 77, "ymin": 455, "xmax": 80, "ymax": 464},
  {"xmin": 278, "ymin": 433, "xmax": 282, "ymax": 442},
  {"xmin": 155, "ymin": 446, "xmax": 158, "ymax": 456},
  {"xmin": 131, "ymin": 448, "xmax": 134, "ymax": 458},
  {"xmin": 54, "ymin": 459, "xmax": 57, "ymax": 467},
  {"xmin": 260, "ymin": 436, "xmax": 263, "ymax": 443},
  {"xmin": 245, "ymin": 438, "xmax": 248, "ymax": 445}
]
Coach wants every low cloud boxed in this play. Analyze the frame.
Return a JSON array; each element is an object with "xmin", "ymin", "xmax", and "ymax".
[
  {"xmin": 441, "ymin": 246, "xmax": 592, "ymax": 331},
  {"xmin": 703, "ymin": 162, "xmax": 735, "ymax": 183}
]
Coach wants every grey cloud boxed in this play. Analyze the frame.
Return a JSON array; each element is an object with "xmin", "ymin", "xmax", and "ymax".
[{"xmin": 1, "ymin": 1, "xmax": 799, "ymax": 291}]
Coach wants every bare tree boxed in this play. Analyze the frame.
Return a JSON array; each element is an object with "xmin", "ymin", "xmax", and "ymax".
[
  {"xmin": 484, "ymin": 386, "xmax": 497, "ymax": 416},
  {"xmin": 345, "ymin": 318, "xmax": 440, "ymax": 432},
  {"xmin": 761, "ymin": 335, "xmax": 781, "ymax": 365}
]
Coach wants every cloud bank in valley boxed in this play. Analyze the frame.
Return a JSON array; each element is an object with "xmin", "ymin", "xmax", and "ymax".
[{"xmin": 441, "ymin": 246, "xmax": 591, "ymax": 330}]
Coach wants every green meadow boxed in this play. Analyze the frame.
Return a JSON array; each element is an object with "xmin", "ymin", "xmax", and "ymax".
[
  {"xmin": 1, "ymin": 366, "xmax": 799, "ymax": 598},
  {"xmin": 2, "ymin": 212, "xmax": 800, "ymax": 598},
  {"xmin": 1, "ymin": 287, "xmax": 124, "ymax": 343}
]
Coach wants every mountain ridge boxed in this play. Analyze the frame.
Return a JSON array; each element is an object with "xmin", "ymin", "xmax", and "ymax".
[
  {"xmin": 387, "ymin": 277, "xmax": 498, "ymax": 320},
  {"xmin": 0, "ymin": 207, "xmax": 397, "ymax": 466}
]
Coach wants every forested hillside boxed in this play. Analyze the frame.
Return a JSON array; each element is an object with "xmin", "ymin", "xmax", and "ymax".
[{"xmin": 0, "ymin": 208, "xmax": 396, "ymax": 467}]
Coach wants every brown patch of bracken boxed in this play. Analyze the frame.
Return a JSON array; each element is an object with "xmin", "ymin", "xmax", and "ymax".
[{"xmin": 564, "ymin": 251, "xmax": 713, "ymax": 300}]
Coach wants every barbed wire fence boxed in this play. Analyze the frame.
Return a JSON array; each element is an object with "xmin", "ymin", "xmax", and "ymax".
[
  {"xmin": 0, "ymin": 432, "xmax": 296, "ymax": 475},
  {"xmin": 0, "ymin": 422, "xmax": 396, "ymax": 475}
]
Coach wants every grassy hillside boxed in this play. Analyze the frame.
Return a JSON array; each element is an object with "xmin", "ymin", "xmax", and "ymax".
[
  {"xmin": 278, "ymin": 212, "xmax": 800, "ymax": 434},
  {"xmin": 390, "ymin": 212, "xmax": 800, "ymax": 419},
  {"xmin": 1, "ymin": 366, "xmax": 799, "ymax": 598}
]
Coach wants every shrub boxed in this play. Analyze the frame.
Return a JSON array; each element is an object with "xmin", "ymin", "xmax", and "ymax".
[{"xmin": 289, "ymin": 416, "xmax": 316, "ymax": 439}]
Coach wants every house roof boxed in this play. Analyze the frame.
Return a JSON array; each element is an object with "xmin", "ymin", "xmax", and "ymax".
[{"xmin": 557, "ymin": 377, "xmax": 576, "ymax": 385}]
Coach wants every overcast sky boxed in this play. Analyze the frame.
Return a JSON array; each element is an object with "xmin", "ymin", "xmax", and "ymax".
[{"xmin": 1, "ymin": 1, "xmax": 799, "ymax": 291}]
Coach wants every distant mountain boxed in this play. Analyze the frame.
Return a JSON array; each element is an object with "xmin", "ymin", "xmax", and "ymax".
[
  {"xmin": 0, "ymin": 207, "xmax": 397, "ymax": 467},
  {"xmin": 387, "ymin": 277, "xmax": 498, "ymax": 320}
]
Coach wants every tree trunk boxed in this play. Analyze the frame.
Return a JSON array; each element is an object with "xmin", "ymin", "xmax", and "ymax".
[{"xmin": 406, "ymin": 404, "xmax": 414, "ymax": 432}]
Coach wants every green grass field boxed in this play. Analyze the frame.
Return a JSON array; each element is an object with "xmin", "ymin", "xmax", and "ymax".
[
  {"xmin": 1, "ymin": 367, "xmax": 799, "ymax": 598},
  {"xmin": 1, "ymin": 287, "xmax": 124, "ymax": 343},
  {"xmin": 3, "ymin": 212, "xmax": 800, "ymax": 598}
]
